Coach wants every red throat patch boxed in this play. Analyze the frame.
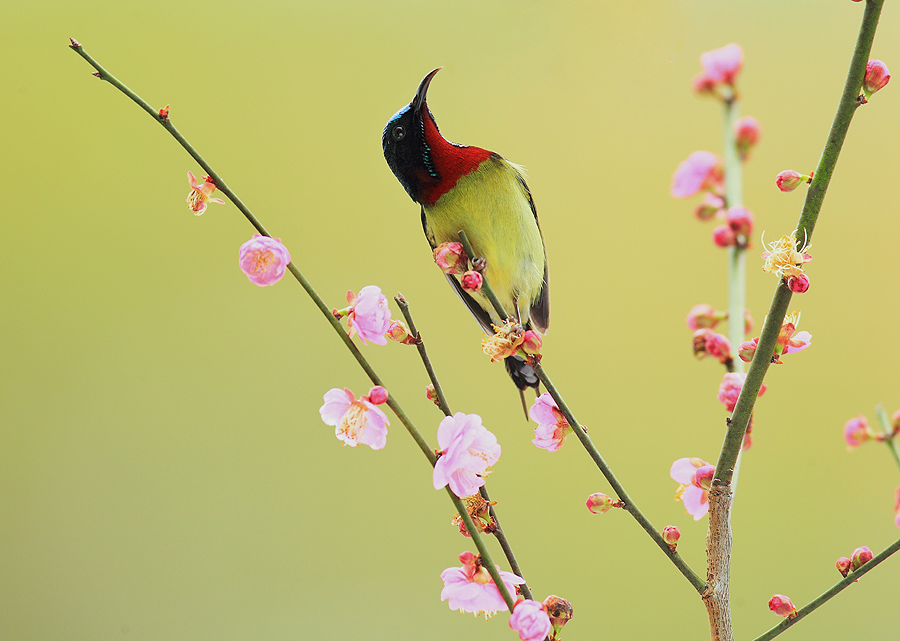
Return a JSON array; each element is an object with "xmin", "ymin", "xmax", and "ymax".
[{"xmin": 418, "ymin": 110, "xmax": 492, "ymax": 206}]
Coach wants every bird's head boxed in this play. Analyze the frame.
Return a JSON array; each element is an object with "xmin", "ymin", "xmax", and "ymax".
[{"xmin": 382, "ymin": 68, "xmax": 442, "ymax": 204}]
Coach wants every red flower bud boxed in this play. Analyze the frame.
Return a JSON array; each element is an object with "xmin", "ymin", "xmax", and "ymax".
[
  {"xmin": 734, "ymin": 116, "xmax": 761, "ymax": 160},
  {"xmin": 712, "ymin": 224, "xmax": 736, "ymax": 248},
  {"xmin": 850, "ymin": 546, "xmax": 873, "ymax": 571},
  {"xmin": 863, "ymin": 60, "xmax": 890, "ymax": 99},
  {"xmin": 366, "ymin": 386, "xmax": 389, "ymax": 405},
  {"xmin": 662, "ymin": 525, "xmax": 681, "ymax": 549},
  {"xmin": 836, "ymin": 556, "xmax": 852, "ymax": 577},
  {"xmin": 786, "ymin": 273, "xmax": 810, "ymax": 293},
  {"xmin": 433, "ymin": 242, "xmax": 468, "ymax": 274},
  {"xmin": 727, "ymin": 206, "xmax": 754, "ymax": 237},
  {"xmin": 461, "ymin": 270, "xmax": 483, "ymax": 292},
  {"xmin": 768, "ymin": 595, "xmax": 797, "ymax": 619},
  {"xmin": 775, "ymin": 170, "xmax": 811, "ymax": 192},
  {"xmin": 521, "ymin": 330, "xmax": 543, "ymax": 355}
]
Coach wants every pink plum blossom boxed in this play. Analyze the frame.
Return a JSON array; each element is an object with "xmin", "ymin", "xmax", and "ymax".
[
  {"xmin": 863, "ymin": 60, "xmax": 890, "ymax": 99},
  {"xmin": 529, "ymin": 393, "xmax": 572, "ymax": 452},
  {"xmin": 461, "ymin": 270, "xmax": 483, "ymax": 292},
  {"xmin": 670, "ymin": 457, "xmax": 714, "ymax": 520},
  {"xmin": 700, "ymin": 43, "xmax": 744, "ymax": 86},
  {"xmin": 440, "ymin": 551, "xmax": 524, "ymax": 615},
  {"xmin": 186, "ymin": 171, "xmax": 225, "ymax": 215},
  {"xmin": 686, "ymin": 304, "xmax": 721, "ymax": 331},
  {"xmin": 238, "ymin": 234, "xmax": 291, "ymax": 286},
  {"xmin": 433, "ymin": 413, "xmax": 501, "ymax": 497},
  {"xmin": 671, "ymin": 151, "xmax": 723, "ymax": 198},
  {"xmin": 346, "ymin": 286, "xmax": 392, "ymax": 345},
  {"xmin": 775, "ymin": 170, "xmax": 811, "ymax": 192},
  {"xmin": 768, "ymin": 595, "xmax": 797, "ymax": 618},
  {"xmin": 509, "ymin": 599, "xmax": 552, "ymax": 641},
  {"xmin": 717, "ymin": 372, "xmax": 766, "ymax": 413},
  {"xmin": 734, "ymin": 116, "xmax": 761, "ymax": 159},
  {"xmin": 844, "ymin": 415, "xmax": 874, "ymax": 448},
  {"xmin": 319, "ymin": 387, "xmax": 390, "ymax": 450}
]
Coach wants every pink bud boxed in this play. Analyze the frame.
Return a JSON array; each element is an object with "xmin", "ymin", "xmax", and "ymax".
[
  {"xmin": 366, "ymin": 386, "xmax": 389, "ymax": 405},
  {"xmin": 433, "ymin": 242, "xmax": 468, "ymax": 274},
  {"xmin": 521, "ymin": 330, "xmax": 543, "ymax": 355},
  {"xmin": 692, "ymin": 72, "xmax": 716, "ymax": 95},
  {"xmin": 461, "ymin": 270, "xmax": 483, "ymax": 292},
  {"xmin": 586, "ymin": 492, "xmax": 616, "ymax": 515},
  {"xmin": 694, "ymin": 193, "xmax": 725, "ymax": 221},
  {"xmin": 700, "ymin": 43, "xmax": 744, "ymax": 87},
  {"xmin": 734, "ymin": 116, "xmax": 761, "ymax": 159},
  {"xmin": 851, "ymin": 545, "xmax": 873, "ymax": 571},
  {"xmin": 386, "ymin": 320, "xmax": 416, "ymax": 345},
  {"xmin": 686, "ymin": 304, "xmax": 721, "ymax": 331},
  {"xmin": 786, "ymin": 273, "xmax": 810, "ymax": 293},
  {"xmin": 768, "ymin": 595, "xmax": 797, "ymax": 618},
  {"xmin": 738, "ymin": 338, "xmax": 759, "ymax": 363},
  {"xmin": 727, "ymin": 206, "xmax": 754, "ymax": 237},
  {"xmin": 692, "ymin": 329, "xmax": 732, "ymax": 363},
  {"xmin": 836, "ymin": 556, "xmax": 852, "ymax": 577},
  {"xmin": 844, "ymin": 415, "xmax": 872, "ymax": 448},
  {"xmin": 712, "ymin": 224, "xmax": 736, "ymax": 248},
  {"xmin": 693, "ymin": 465, "xmax": 716, "ymax": 491},
  {"xmin": 776, "ymin": 170, "xmax": 811, "ymax": 192},
  {"xmin": 662, "ymin": 525, "xmax": 681, "ymax": 548},
  {"xmin": 863, "ymin": 60, "xmax": 890, "ymax": 99},
  {"xmin": 425, "ymin": 384, "xmax": 439, "ymax": 406}
]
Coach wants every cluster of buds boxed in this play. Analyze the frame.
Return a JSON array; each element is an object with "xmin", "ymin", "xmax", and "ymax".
[
  {"xmin": 843, "ymin": 411, "xmax": 899, "ymax": 448},
  {"xmin": 761, "ymin": 229, "xmax": 813, "ymax": 292},
  {"xmin": 775, "ymin": 170, "xmax": 814, "ymax": 193},
  {"xmin": 739, "ymin": 311, "xmax": 812, "ymax": 364},
  {"xmin": 860, "ymin": 59, "xmax": 891, "ymax": 103},
  {"xmin": 693, "ymin": 43, "xmax": 744, "ymax": 100},
  {"xmin": 452, "ymin": 493, "xmax": 497, "ymax": 537},
  {"xmin": 433, "ymin": 242, "xmax": 485, "ymax": 293},
  {"xmin": 692, "ymin": 328, "xmax": 732, "ymax": 364},
  {"xmin": 836, "ymin": 546, "xmax": 874, "ymax": 578},
  {"xmin": 713, "ymin": 206, "xmax": 755, "ymax": 249}
]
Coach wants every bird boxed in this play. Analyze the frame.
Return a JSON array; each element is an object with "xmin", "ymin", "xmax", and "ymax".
[{"xmin": 382, "ymin": 68, "xmax": 550, "ymax": 408}]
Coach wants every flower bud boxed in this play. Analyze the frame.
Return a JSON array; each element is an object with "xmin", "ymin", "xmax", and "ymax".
[
  {"xmin": 586, "ymin": 492, "xmax": 616, "ymax": 515},
  {"xmin": 686, "ymin": 304, "xmax": 721, "ymax": 331},
  {"xmin": 662, "ymin": 525, "xmax": 681, "ymax": 549},
  {"xmin": 385, "ymin": 319, "xmax": 416, "ymax": 345},
  {"xmin": 863, "ymin": 60, "xmax": 890, "ymax": 99},
  {"xmin": 739, "ymin": 338, "xmax": 759, "ymax": 363},
  {"xmin": 850, "ymin": 545, "xmax": 873, "ymax": 571},
  {"xmin": 844, "ymin": 415, "xmax": 873, "ymax": 448},
  {"xmin": 461, "ymin": 270, "xmax": 483, "ymax": 292},
  {"xmin": 892, "ymin": 410, "xmax": 900, "ymax": 436},
  {"xmin": 433, "ymin": 242, "xmax": 468, "ymax": 274},
  {"xmin": 692, "ymin": 72, "xmax": 716, "ymax": 95},
  {"xmin": 425, "ymin": 384, "xmax": 440, "ymax": 406},
  {"xmin": 786, "ymin": 273, "xmax": 810, "ymax": 293},
  {"xmin": 727, "ymin": 206, "xmax": 754, "ymax": 237},
  {"xmin": 521, "ymin": 330, "xmax": 543, "ymax": 355},
  {"xmin": 734, "ymin": 116, "xmax": 761, "ymax": 160},
  {"xmin": 712, "ymin": 224, "xmax": 736, "ymax": 248},
  {"xmin": 836, "ymin": 556, "xmax": 852, "ymax": 577},
  {"xmin": 542, "ymin": 595, "xmax": 573, "ymax": 633},
  {"xmin": 694, "ymin": 193, "xmax": 725, "ymax": 221},
  {"xmin": 744, "ymin": 310, "xmax": 754, "ymax": 335},
  {"xmin": 768, "ymin": 595, "xmax": 797, "ymax": 618},
  {"xmin": 692, "ymin": 328, "xmax": 732, "ymax": 363},
  {"xmin": 693, "ymin": 464, "xmax": 716, "ymax": 491},
  {"xmin": 775, "ymin": 170, "xmax": 811, "ymax": 192},
  {"xmin": 366, "ymin": 386, "xmax": 389, "ymax": 405}
]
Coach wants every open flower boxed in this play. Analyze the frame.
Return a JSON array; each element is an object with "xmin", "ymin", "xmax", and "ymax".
[
  {"xmin": 700, "ymin": 43, "xmax": 743, "ymax": 86},
  {"xmin": 433, "ymin": 413, "xmax": 501, "ymax": 498},
  {"xmin": 529, "ymin": 393, "xmax": 572, "ymax": 452},
  {"xmin": 319, "ymin": 387, "xmax": 390, "ymax": 450},
  {"xmin": 671, "ymin": 151, "xmax": 724, "ymax": 198},
  {"xmin": 440, "ymin": 551, "xmax": 524, "ymax": 615},
  {"xmin": 186, "ymin": 171, "xmax": 225, "ymax": 215},
  {"xmin": 761, "ymin": 229, "xmax": 812, "ymax": 280},
  {"xmin": 346, "ymin": 286, "xmax": 392, "ymax": 345},
  {"xmin": 509, "ymin": 599, "xmax": 552, "ymax": 641},
  {"xmin": 671, "ymin": 457, "xmax": 714, "ymax": 520},
  {"xmin": 238, "ymin": 234, "xmax": 291, "ymax": 286},
  {"xmin": 482, "ymin": 321, "xmax": 525, "ymax": 363}
]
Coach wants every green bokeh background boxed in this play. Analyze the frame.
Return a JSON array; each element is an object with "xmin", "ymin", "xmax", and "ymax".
[{"xmin": 3, "ymin": 1, "xmax": 899, "ymax": 639}]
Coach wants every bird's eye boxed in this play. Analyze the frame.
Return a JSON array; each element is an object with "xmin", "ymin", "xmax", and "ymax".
[{"xmin": 392, "ymin": 125, "xmax": 406, "ymax": 141}]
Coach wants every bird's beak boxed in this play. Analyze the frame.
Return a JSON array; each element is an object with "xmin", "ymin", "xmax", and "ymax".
[{"xmin": 412, "ymin": 67, "xmax": 441, "ymax": 113}]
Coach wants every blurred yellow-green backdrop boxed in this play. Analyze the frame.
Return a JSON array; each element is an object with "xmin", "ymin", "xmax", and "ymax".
[{"xmin": 3, "ymin": 1, "xmax": 899, "ymax": 639}]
